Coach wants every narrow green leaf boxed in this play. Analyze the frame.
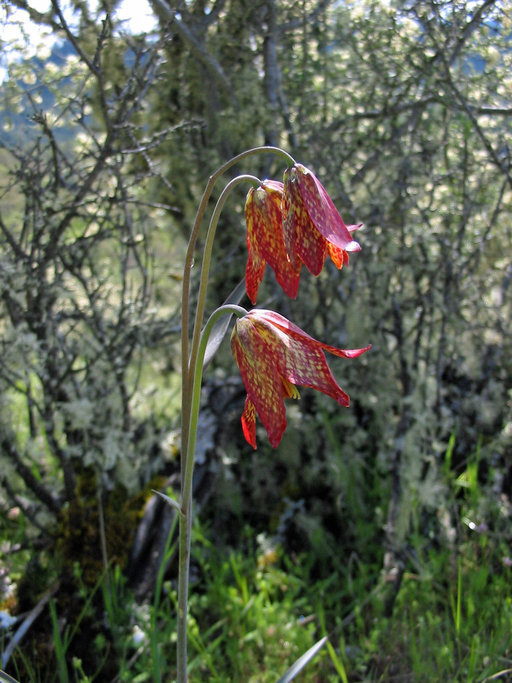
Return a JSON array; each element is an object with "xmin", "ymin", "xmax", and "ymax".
[
  {"xmin": 276, "ymin": 635, "xmax": 327, "ymax": 683},
  {"xmin": 152, "ymin": 490, "xmax": 183, "ymax": 517},
  {"xmin": 203, "ymin": 278, "xmax": 246, "ymax": 368}
]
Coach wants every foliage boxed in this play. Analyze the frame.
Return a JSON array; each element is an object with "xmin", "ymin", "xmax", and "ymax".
[{"xmin": 0, "ymin": 0, "xmax": 183, "ymax": 551}]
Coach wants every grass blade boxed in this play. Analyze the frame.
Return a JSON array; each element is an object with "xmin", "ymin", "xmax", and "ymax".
[
  {"xmin": 326, "ymin": 639, "xmax": 349, "ymax": 683},
  {"xmin": 276, "ymin": 635, "xmax": 327, "ymax": 683},
  {"xmin": 0, "ymin": 671, "xmax": 20, "ymax": 683}
]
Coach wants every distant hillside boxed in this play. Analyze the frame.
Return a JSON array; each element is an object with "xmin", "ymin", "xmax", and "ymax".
[{"xmin": 0, "ymin": 38, "xmax": 79, "ymax": 146}]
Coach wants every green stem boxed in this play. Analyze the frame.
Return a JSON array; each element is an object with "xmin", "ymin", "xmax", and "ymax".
[{"xmin": 176, "ymin": 304, "xmax": 248, "ymax": 683}]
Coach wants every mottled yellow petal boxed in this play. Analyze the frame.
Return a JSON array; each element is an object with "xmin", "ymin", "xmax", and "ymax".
[
  {"xmin": 245, "ymin": 188, "xmax": 267, "ymax": 305},
  {"xmin": 250, "ymin": 313, "xmax": 351, "ymax": 406},
  {"xmin": 231, "ymin": 317, "xmax": 287, "ymax": 448},
  {"xmin": 283, "ymin": 168, "xmax": 327, "ymax": 276},
  {"xmin": 241, "ymin": 397, "xmax": 257, "ymax": 449},
  {"xmin": 245, "ymin": 181, "xmax": 301, "ymax": 304},
  {"xmin": 283, "ymin": 163, "xmax": 362, "ymax": 277}
]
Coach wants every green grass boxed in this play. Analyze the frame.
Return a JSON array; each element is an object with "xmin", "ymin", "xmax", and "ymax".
[
  {"xmin": 2, "ymin": 497, "xmax": 512, "ymax": 682},
  {"xmin": 344, "ymin": 535, "xmax": 512, "ymax": 682},
  {"xmin": 185, "ymin": 541, "xmax": 320, "ymax": 681}
]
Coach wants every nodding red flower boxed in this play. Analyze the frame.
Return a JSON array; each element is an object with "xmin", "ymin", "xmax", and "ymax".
[
  {"xmin": 245, "ymin": 180, "xmax": 301, "ymax": 305},
  {"xmin": 231, "ymin": 309, "xmax": 371, "ymax": 448},
  {"xmin": 283, "ymin": 163, "xmax": 362, "ymax": 277}
]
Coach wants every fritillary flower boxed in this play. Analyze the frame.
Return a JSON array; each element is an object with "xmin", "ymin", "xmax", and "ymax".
[{"xmin": 231, "ymin": 309, "xmax": 370, "ymax": 448}]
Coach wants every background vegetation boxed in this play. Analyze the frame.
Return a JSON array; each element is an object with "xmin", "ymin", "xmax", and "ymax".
[{"xmin": 1, "ymin": 0, "xmax": 511, "ymax": 680}]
